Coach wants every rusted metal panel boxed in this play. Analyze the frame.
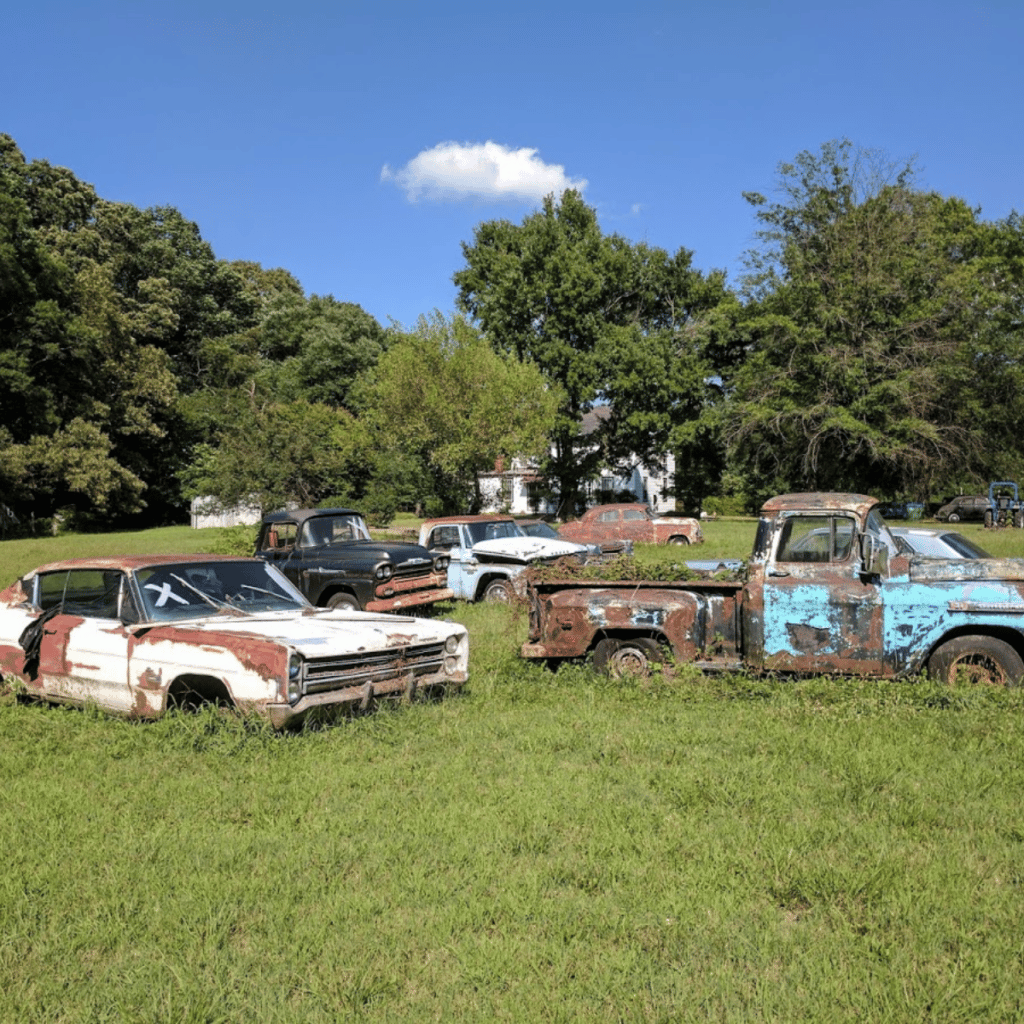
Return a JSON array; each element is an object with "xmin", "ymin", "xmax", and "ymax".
[{"xmin": 525, "ymin": 579, "xmax": 742, "ymax": 663}]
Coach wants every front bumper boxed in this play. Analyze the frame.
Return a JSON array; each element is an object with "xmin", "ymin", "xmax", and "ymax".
[
  {"xmin": 365, "ymin": 585, "xmax": 454, "ymax": 612},
  {"xmin": 265, "ymin": 668, "xmax": 468, "ymax": 728}
]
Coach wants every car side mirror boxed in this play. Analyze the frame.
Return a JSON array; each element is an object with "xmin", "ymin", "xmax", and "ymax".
[{"xmin": 860, "ymin": 535, "xmax": 888, "ymax": 577}]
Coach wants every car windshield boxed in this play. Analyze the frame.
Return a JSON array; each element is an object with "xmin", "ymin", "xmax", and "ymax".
[
  {"xmin": 521, "ymin": 521, "xmax": 560, "ymax": 540},
  {"xmin": 135, "ymin": 560, "xmax": 309, "ymax": 622},
  {"xmin": 466, "ymin": 521, "xmax": 523, "ymax": 544},
  {"xmin": 299, "ymin": 514, "xmax": 372, "ymax": 546},
  {"xmin": 902, "ymin": 532, "xmax": 991, "ymax": 559}
]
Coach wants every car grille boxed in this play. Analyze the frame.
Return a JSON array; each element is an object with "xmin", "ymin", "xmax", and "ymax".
[
  {"xmin": 393, "ymin": 561, "xmax": 434, "ymax": 581},
  {"xmin": 303, "ymin": 641, "xmax": 446, "ymax": 693}
]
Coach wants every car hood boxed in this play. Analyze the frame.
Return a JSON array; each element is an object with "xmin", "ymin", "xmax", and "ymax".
[
  {"xmin": 133, "ymin": 609, "xmax": 461, "ymax": 655},
  {"xmin": 470, "ymin": 536, "xmax": 587, "ymax": 563}
]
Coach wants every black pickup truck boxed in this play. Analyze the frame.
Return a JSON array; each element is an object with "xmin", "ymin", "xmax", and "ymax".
[{"xmin": 254, "ymin": 508, "xmax": 453, "ymax": 613}]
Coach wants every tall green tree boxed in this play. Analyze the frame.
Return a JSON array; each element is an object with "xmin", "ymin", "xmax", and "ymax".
[
  {"xmin": 355, "ymin": 312, "xmax": 560, "ymax": 514},
  {"xmin": 182, "ymin": 399, "xmax": 369, "ymax": 516},
  {"xmin": 454, "ymin": 190, "xmax": 727, "ymax": 515},
  {"xmin": 728, "ymin": 140, "xmax": 1024, "ymax": 501}
]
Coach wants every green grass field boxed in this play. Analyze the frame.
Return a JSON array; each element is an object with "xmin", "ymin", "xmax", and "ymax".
[{"xmin": 1, "ymin": 519, "xmax": 1024, "ymax": 1021}]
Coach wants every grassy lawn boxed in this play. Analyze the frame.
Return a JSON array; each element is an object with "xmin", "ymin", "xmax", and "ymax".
[{"xmin": 1, "ymin": 520, "xmax": 1023, "ymax": 1020}]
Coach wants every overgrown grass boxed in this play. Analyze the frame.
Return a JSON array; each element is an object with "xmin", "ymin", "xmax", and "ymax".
[{"xmin": 2, "ymin": 523, "xmax": 1024, "ymax": 1020}]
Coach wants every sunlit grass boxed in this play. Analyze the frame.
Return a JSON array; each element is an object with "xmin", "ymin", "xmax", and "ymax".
[{"xmin": 2, "ymin": 522, "xmax": 1024, "ymax": 1019}]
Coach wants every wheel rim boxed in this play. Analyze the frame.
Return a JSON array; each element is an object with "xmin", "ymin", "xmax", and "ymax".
[
  {"xmin": 485, "ymin": 583, "xmax": 511, "ymax": 602},
  {"xmin": 609, "ymin": 646, "xmax": 651, "ymax": 678},
  {"xmin": 949, "ymin": 653, "xmax": 1011, "ymax": 686}
]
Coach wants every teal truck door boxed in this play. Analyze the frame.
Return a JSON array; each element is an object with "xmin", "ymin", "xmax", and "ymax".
[{"xmin": 761, "ymin": 513, "xmax": 885, "ymax": 675}]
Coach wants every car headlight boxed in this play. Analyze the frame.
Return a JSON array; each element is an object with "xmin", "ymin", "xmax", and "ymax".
[
  {"xmin": 444, "ymin": 634, "xmax": 461, "ymax": 655},
  {"xmin": 375, "ymin": 563, "xmax": 394, "ymax": 581},
  {"xmin": 287, "ymin": 654, "xmax": 303, "ymax": 702},
  {"xmin": 435, "ymin": 556, "xmax": 449, "ymax": 572}
]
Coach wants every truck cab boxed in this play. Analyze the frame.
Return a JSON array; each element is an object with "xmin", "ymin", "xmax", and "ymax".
[{"xmin": 255, "ymin": 508, "xmax": 453, "ymax": 613}]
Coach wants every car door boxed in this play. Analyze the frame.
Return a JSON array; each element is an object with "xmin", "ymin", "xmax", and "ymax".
[
  {"xmin": 621, "ymin": 507, "xmax": 653, "ymax": 543},
  {"xmin": 34, "ymin": 569, "xmax": 135, "ymax": 713},
  {"xmin": 427, "ymin": 525, "xmax": 474, "ymax": 600},
  {"xmin": 591, "ymin": 508, "xmax": 622, "ymax": 543},
  {"xmin": 759, "ymin": 514, "xmax": 885, "ymax": 675}
]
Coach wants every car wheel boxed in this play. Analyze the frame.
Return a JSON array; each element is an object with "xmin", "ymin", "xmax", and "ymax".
[
  {"xmin": 668, "ymin": 535, "xmax": 690, "ymax": 546},
  {"xmin": 1015, "ymin": 512, "xmax": 1023, "ymax": 530},
  {"xmin": 947, "ymin": 513, "xmax": 960, "ymax": 523},
  {"xmin": 327, "ymin": 592, "xmax": 359, "ymax": 612},
  {"xmin": 929, "ymin": 635, "xmax": 1023, "ymax": 687},
  {"xmin": 593, "ymin": 637, "xmax": 662, "ymax": 679},
  {"xmin": 482, "ymin": 579, "xmax": 513, "ymax": 603},
  {"xmin": 984, "ymin": 511, "xmax": 993, "ymax": 528}
]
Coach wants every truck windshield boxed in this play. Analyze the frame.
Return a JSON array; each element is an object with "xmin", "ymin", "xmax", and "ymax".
[
  {"xmin": 300, "ymin": 515, "xmax": 372, "ymax": 546},
  {"xmin": 466, "ymin": 521, "xmax": 523, "ymax": 544}
]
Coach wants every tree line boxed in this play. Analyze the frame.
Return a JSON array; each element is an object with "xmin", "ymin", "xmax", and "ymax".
[{"xmin": 2, "ymin": 134, "xmax": 1022, "ymax": 531}]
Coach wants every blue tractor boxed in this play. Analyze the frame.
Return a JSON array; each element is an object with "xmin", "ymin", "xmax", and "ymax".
[{"xmin": 985, "ymin": 481, "xmax": 1024, "ymax": 529}]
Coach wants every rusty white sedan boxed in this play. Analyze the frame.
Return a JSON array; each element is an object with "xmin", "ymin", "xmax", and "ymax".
[{"xmin": 0, "ymin": 556, "xmax": 468, "ymax": 728}]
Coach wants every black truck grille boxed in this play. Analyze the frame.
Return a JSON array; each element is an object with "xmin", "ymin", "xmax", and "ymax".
[{"xmin": 303, "ymin": 642, "xmax": 446, "ymax": 693}]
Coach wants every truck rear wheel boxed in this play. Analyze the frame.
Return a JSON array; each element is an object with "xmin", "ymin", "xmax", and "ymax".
[
  {"xmin": 668, "ymin": 535, "xmax": 690, "ymax": 546},
  {"xmin": 929, "ymin": 635, "xmax": 1023, "ymax": 687},
  {"xmin": 593, "ymin": 638, "xmax": 662, "ymax": 679}
]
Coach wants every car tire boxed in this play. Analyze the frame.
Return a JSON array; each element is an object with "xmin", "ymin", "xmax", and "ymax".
[
  {"xmin": 947, "ymin": 513, "xmax": 960, "ymax": 523},
  {"xmin": 482, "ymin": 579, "xmax": 513, "ymax": 603},
  {"xmin": 929, "ymin": 635, "xmax": 1023, "ymax": 687},
  {"xmin": 1015, "ymin": 512, "xmax": 1024, "ymax": 530},
  {"xmin": 668, "ymin": 535, "xmax": 690, "ymax": 546},
  {"xmin": 327, "ymin": 592, "xmax": 359, "ymax": 612},
  {"xmin": 593, "ymin": 637, "xmax": 662, "ymax": 679},
  {"xmin": 984, "ymin": 511, "xmax": 993, "ymax": 528}
]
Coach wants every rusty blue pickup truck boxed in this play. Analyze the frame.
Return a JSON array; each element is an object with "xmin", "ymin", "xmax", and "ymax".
[{"xmin": 521, "ymin": 492, "xmax": 1024, "ymax": 685}]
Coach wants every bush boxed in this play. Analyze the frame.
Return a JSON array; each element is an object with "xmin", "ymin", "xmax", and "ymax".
[{"xmin": 703, "ymin": 494, "xmax": 749, "ymax": 517}]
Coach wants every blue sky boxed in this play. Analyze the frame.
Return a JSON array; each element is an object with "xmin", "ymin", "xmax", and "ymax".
[{"xmin": 5, "ymin": 0, "xmax": 1022, "ymax": 329}]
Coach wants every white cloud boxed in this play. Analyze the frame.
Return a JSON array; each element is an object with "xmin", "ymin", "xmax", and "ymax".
[{"xmin": 381, "ymin": 141, "xmax": 587, "ymax": 203}]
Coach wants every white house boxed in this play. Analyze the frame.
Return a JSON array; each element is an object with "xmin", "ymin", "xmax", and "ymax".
[
  {"xmin": 189, "ymin": 497, "xmax": 262, "ymax": 529},
  {"xmin": 476, "ymin": 406, "xmax": 678, "ymax": 515}
]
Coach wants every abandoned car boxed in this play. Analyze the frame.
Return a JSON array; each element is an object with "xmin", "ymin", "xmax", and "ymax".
[
  {"xmin": 419, "ymin": 515, "xmax": 591, "ymax": 602},
  {"xmin": 0, "ymin": 556, "xmax": 469, "ymax": 728},
  {"xmin": 558, "ymin": 503, "xmax": 703, "ymax": 547},
  {"xmin": 934, "ymin": 495, "xmax": 989, "ymax": 523},
  {"xmin": 255, "ymin": 507, "xmax": 453, "ymax": 612}
]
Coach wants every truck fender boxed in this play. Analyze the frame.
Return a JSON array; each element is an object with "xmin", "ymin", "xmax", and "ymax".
[{"xmin": 927, "ymin": 634, "xmax": 1024, "ymax": 687}]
